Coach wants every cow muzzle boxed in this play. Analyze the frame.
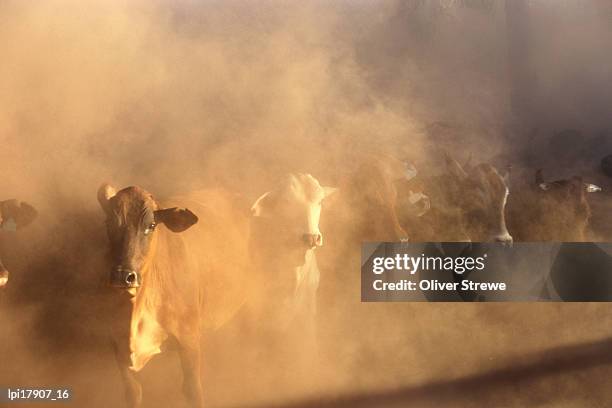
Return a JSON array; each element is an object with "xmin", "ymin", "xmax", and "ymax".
[
  {"xmin": 110, "ymin": 266, "xmax": 142, "ymax": 289},
  {"xmin": 302, "ymin": 233, "xmax": 323, "ymax": 249}
]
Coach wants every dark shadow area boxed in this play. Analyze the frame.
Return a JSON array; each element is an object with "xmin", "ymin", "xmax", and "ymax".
[{"xmin": 253, "ymin": 337, "xmax": 612, "ymax": 408}]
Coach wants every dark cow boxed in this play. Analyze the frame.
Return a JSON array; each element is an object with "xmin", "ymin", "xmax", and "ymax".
[
  {"xmin": 318, "ymin": 154, "xmax": 427, "ymax": 301},
  {"xmin": 0, "ymin": 199, "xmax": 37, "ymax": 287},
  {"xmin": 507, "ymin": 169, "xmax": 601, "ymax": 241},
  {"xmin": 418, "ymin": 154, "xmax": 513, "ymax": 243},
  {"xmin": 326, "ymin": 154, "xmax": 413, "ymax": 243},
  {"xmin": 98, "ymin": 184, "xmax": 249, "ymax": 408},
  {"xmin": 315, "ymin": 156, "xmax": 423, "ymax": 364}
]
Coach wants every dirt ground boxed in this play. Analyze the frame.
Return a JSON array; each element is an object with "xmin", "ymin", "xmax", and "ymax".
[{"xmin": 2, "ymin": 250, "xmax": 612, "ymax": 408}]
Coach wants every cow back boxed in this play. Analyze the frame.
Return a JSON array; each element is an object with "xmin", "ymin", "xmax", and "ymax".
[{"xmin": 162, "ymin": 189, "xmax": 250, "ymax": 330}]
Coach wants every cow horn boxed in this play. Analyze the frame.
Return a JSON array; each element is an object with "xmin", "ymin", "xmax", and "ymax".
[
  {"xmin": 250, "ymin": 191, "xmax": 271, "ymax": 217},
  {"xmin": 97, "ymin": 183, "xmax": 117, "ymax": 213}
]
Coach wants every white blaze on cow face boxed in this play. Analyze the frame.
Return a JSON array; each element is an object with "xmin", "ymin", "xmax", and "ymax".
[
  {"xmin": 251, "ymin": 174, "xmax": 337, "ymax": 252},
  {"xmin": 464, "ymin": 165, "xmax": 512, "ymax": 244}
]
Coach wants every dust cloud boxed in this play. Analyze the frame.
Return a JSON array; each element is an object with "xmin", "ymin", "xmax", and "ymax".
[{"xmin": 1, "ymin": 1, "xmax": 612, "ymax": 407}]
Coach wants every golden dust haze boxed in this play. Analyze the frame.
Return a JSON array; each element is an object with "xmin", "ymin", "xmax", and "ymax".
[{"xmin": 2, "ymin": 1, "xmax": 612, "ymax": 407}]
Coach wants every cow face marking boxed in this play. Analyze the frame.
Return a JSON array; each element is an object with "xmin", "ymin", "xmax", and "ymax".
[
  {"xmin": 251, "ymin": 174, "xmax": 336, "ymax": 257},
  {"xmin": 442, "ymin": 156, "xmax": 513, "ymax": 243},
  {"xmin": 97, "ymin": 184, "xmax": 198, "ymax": 289}
]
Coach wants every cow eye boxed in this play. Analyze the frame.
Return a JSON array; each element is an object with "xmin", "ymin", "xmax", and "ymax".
[{"xmin": 144, "ymin": 222, "xmax": 157, "ymax": 235}]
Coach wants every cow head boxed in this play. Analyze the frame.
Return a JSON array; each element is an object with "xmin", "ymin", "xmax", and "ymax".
[
  {"xmin": 0, "ymin": 199, "xmax": 38, "ymax": 288},
  {"xmin": 533, "ymin": 169, "xmax": 600, "ymax": 240},
  {"xmin": 434, "ymin": 155, "xmax": 512, "ymax": 243},
  {"xmin": 250, "ymin": 174, "xmax": 336, "ymax": 265},
  {"xmin": 97, "ymin": 184, "xmax": 198, "ymax": 290},
  {"xmin": 536, "ymin": 169, "xmax": 601, "ymax": 195}
]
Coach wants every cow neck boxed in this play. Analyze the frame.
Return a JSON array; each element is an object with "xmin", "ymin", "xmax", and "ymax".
[
  {"xmin": 131, "ymin": 229, "xmax": 160, "ymax": 301},
  {"xmin": 127, "ymin": 229, "xmax": 169, "ymax": 371}
]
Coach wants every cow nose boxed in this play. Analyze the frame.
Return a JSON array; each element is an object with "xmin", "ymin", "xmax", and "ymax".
[
  {"xmin": 302, "ymin": 233, "xmax": 323, "ymax": 248},
  {"xmin": 110, "ymin": 265, "xmax": 142, "ymax": 288},
  {"xmin": 125, "ymin": 271, "xmax": 138, "ymax": 286},
  {"xmin": 494, "ymin": 233, "xmax": 513, "ymax": 247}
]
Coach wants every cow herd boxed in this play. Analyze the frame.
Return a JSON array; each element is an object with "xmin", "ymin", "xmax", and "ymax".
[{"xmin": 0, "ymin": 151, "xmax": 607, "ymax": 408}]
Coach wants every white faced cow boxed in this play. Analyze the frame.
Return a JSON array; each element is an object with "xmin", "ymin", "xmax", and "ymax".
[{"xmin": 247, "ymin": 174, "xmax": 336, "ymax": 349}]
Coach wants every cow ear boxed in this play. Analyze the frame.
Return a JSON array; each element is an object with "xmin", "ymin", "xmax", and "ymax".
[
  {"xmin": 154, "ymin": 208, "xmax": 198, "ymax": 233},
  {"xmin": 585, "ymin": 183, "xmax": 602, "ymax": 193},
  {"xmin": 15, "ymin": 202, "xmax": 37, "ymax": 229},
  {"xmin": 0, "ymin": 200, "xmax": 37, "ymax": 231},
  {"xmin": 323, "ymin": 186, "xmax": 338, "ymax": 199},
  {"xmin": 251, "ymin": 191, "xmax": 271, "ymax": 217},
  {"xmin": 97, "ymin": 183, "xmax": 117, "ymax": 214},
  {"xmin": 444, "ymin": 153, "xmax": 468, "ymax": 181}
]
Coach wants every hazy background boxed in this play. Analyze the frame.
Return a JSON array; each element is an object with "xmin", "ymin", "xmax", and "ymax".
[{"xmin": 2, "ymin": 0, "xmax": 612, "ymax": 407}]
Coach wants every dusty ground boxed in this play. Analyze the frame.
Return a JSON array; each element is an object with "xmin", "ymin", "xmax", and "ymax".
[{"xmin": 2, "ymin": 245, "xmax": 612, "ymax": 408}]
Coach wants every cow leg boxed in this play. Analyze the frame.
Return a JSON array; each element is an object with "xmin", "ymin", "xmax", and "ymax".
[
  {"xmin": 112, "ymin": 341, "xmax": 142, "ymax": 407},
  {"xmin": 178, "ymin": 337, "xmax": 204, "ymax": 408},
  {"xmin": 119, "ymin": 366, "xmax": 142, "ymax": 408}
]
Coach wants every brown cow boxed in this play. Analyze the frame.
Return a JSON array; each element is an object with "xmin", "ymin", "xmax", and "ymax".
[
  {"xmin": 0, "ymin": 199, "xmax": 37, "ymax": 287},
  {"xmin": 317, "ymin": 154, "xmax": 422, "ymax": 299},
  {"xmin": 507, "ymin": 169, "xmax": 601, "ymax": 241},
  {"xmin": 327, "ymin": 155, "xmax": 412, "ymax": 243},
  {"xmin": 97, "ymin": 184, "xmax": 249, "ymax": 408}
]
